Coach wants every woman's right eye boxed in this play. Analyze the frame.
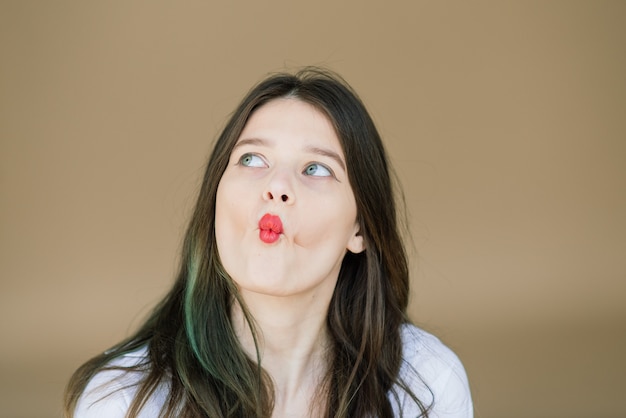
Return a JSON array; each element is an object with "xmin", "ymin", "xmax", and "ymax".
[{"xmin": 238, "ymin": 153, "xmax": 266, "ymax": 168}]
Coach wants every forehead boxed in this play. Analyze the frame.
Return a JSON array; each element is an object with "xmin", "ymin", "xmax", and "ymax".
[{"xmin": 238, "ymin": 98, "xmax": 342, "ymax": 151}]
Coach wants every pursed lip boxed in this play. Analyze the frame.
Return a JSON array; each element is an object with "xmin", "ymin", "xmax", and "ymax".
[{"xmin": 258, "ymin": 213, "xmax": 283, "ymax": 243}]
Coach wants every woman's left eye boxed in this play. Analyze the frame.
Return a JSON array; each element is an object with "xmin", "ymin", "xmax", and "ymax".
[{"xmin": 304, "ymin": 163, "xmax": 332, "ymax": 177}]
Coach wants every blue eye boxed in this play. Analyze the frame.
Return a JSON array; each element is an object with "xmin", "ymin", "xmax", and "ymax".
[
  {"xmin": 304, "ymin": 163, "xmax": 332, "ymax": 177},
  {"xmin": 239, "ymin": 153, "xmax": 265, "ymax": 167}
]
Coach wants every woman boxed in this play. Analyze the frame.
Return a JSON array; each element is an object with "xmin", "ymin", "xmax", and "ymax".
[{"xmin": 65, "ymin": 68, "xmax": 472, "ymax": 417}]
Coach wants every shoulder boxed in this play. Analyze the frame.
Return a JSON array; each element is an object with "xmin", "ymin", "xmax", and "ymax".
[
  {"xmin": 74, "ymin": 346, "xmax": 167, "ymax": 418},
  {"xmin": 394, "ymin": 323, "xmax": 473, "ymax": 418}
]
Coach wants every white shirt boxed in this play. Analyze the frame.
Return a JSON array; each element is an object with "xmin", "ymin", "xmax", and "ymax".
[{"xmin": 75, "ymin": 324, "xmax": 472, "ymax": 417}]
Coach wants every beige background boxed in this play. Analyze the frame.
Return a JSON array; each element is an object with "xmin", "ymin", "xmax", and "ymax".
[{"xmin": 1, "ymin": 1, "xmax": 625, "ymax": 417}]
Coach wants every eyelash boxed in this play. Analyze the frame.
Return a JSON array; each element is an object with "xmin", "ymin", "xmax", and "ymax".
[
  {"xmin": 237, "ymin": 153, "xmax": 266, "ymax": 168},
  {"xmin": 303, "ymin": 162, "xmax": 334, "ymax": 178},
  {"xmin": 236, "ymin": 153, "xmax": 336, "ymax": 179}
]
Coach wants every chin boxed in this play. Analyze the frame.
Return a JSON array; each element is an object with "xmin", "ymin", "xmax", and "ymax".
[
  {"xmin": 238, "ymin": 284, "xmax": 296, "ymax": 299},
  {"xmin": 234, "ymin": 274, "xmax": 290, "ymax": 295}
]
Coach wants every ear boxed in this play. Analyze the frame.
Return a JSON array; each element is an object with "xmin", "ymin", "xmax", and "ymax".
[{"xmin": 346, "ymin": 223, "xmax": 365, "ymax": 254}]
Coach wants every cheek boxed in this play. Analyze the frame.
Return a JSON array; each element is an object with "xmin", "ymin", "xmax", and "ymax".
[
  {"xmin": 296, "ymin": 193, "xmax": 358, "ymax": 247},
  {"xmin": 214, "ymin": 179, "xmax": 243, "ymax": 246},
  {"xmin": 216, "ymin": 176, "xmax": 245, "ymax": 218},
  {"xmin": 214, "ymin": 182, "xmax": 228, "ymax": 228}
]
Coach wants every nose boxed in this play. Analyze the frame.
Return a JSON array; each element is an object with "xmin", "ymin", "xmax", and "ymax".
[{"xmin": 263, "ymin": 170, "xmax": 295, "ymax": 204}]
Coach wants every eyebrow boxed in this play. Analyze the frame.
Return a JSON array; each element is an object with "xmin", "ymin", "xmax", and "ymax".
[
  {"xmin": 233, "ymin": 138, "xmax": 347, "ymax": 172},
  {"xmin": 305, "ymin": 146, "xmax": 346, "ymax": 172},
  {"xmin": 233, "ymin": 138, "xmax": 267, "ymax": 150}
]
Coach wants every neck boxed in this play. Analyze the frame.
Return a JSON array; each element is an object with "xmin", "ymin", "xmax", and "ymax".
[{"xmin": 231, "ymin": 291, "xmax": 331, "ymax": 414}]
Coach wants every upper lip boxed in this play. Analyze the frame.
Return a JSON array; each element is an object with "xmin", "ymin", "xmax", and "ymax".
[{"xmin": 258, "ymin": 213, "xmax": 283, "ymax": 234}]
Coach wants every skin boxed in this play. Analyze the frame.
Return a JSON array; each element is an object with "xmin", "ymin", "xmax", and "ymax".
[{"xmin": 215, "ymin": 98, "xmax": 364, "ymax": 416}]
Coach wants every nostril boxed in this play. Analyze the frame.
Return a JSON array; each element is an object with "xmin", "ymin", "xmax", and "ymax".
[{"xmin": 264, "ymin": 191, "xmax": 290, "ymax": 202}]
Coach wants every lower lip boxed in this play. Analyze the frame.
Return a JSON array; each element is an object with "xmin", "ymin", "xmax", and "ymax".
[{"xmin": 259, "ymin": 229, "xmax": 281, "ymax": 244}]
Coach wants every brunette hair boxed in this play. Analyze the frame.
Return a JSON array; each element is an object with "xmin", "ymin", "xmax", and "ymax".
[{"xmin": 64, "ymin": 68, "xmax": 428, "ymax": 417}]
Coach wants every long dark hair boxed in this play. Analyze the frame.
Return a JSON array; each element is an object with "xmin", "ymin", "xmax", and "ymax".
[{"xmin": 64, "ymin": 67, "xmax": 428, "ymax": 417}]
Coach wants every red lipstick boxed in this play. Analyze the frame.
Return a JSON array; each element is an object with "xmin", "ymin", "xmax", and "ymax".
[{"xmin": 258, "ymin": 213, "xmax": 283, "ymax": 244}]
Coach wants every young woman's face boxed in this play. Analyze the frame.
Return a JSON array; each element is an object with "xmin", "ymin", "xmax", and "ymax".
[{"xmin": 215, "ymin": 98, "xmax": 364, "ymax": 299}]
